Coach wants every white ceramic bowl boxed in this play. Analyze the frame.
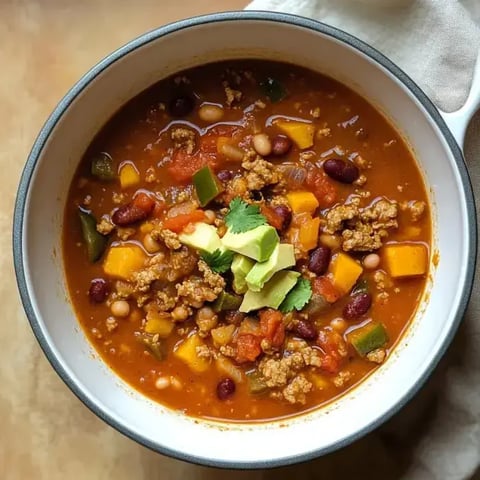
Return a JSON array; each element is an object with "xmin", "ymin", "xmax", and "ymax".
[{"xmin": 13, "ymin": 12, "xmax": 477, "ymax": 468}]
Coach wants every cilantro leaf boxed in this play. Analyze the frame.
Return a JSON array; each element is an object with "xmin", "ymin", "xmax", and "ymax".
[
  {"xmin": 200, "ymin": 249, "xmax": 234, "ymax": 273},
  {"xmin": 279, "ymin": 277, "xmax": 312, "ymax": 313},
  {"xmin": 224, "ymin": 197, "xmax": 267, "ymax": 233}
]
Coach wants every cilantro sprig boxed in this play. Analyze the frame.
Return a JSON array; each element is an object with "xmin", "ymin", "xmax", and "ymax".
[
  {"xmin": 201, "ymin": 249, "xmax": 234, "ymax": 273},
  {"xmin": 279, "ymin": 277, "xmax": 312, "ymax": 313},
  {"xmin": 224, "ymin": 197, "xmax": 267, "ymax": 233}
]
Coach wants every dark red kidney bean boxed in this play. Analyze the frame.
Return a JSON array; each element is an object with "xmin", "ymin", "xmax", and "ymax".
[
  {"xmin": 89, "ymin": 278, "xmax": 109, "ymax": 303},
  {"xmin": 168, "ymin": 95, "xmax": 195, "ymax": 117},
  {"xmin": 295, "ymin": 320, "xmax": 317, "ymax": 340},
  {"xmin": 217, "ymin": 170, "xmax": 233, "ymax": 182},
  {"xmin": 343, "ymin": 293, "xmax": 372, "ymax": 320},
  {"xmin": 323, "ymin": 158, "xmax": 359, "ymax": 184},
  {"xmin": 271, "ymin": 135, "xmax": 292, "ymax": 156},
  {"xmin": 273, "ymin": 204, "xmax": 292, "ymax": 232},
  {"xmin": 112, "ymin": 204, "xmax": 148, "ymax": 226},
  {"xmin": 216, "ymin": 378, "xmax": 236, "ymax": 400},
  {"xmin": 308, "ymin": 246, "xmax": 332, "ymax": 275}
]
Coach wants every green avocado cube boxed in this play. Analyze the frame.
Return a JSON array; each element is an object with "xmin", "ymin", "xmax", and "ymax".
[
  {"xmin": 239, "ymin": 270, "xmax": 300, "ymax": 313},
  {"xmin": 178, "ymin": 222, "xmax": 222, "ymax": 254},
  {"xmin": 221, "ymin": 225, "xmax": 279, "ymax": 262},
  {"xmin": 231, "ymin": 254, "xmax": 255, "ymax": 294},
  {"xmin": 246, "ymin": 243, "xmax": 295, "ymax": 292}
]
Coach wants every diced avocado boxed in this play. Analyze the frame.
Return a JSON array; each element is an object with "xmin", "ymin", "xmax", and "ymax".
[
  {"xmin": 245, "ymin": 243, "xmax": 295, "ymax": 292},
  {"xmin": 239, "ymin": 270, "xmax": 300, "ymax": 313},
  {"xmin": 231, "ymin": 254, "xmax": 255, "ymax": 294},
  {"xmin": 347, "ymin": 322, "xmax": 388, "ymax": 356},
  {"xmin": 221, "ymin": 225, "xmax": 279, "ymax": 262},
  {"xmin": 193, "ymin": 166, "xmax": 224, "ymax": 206},
  {"xmin": 178, "ymin": 222, "xmax": 222, "ymax": 254},
  {"xmin": 212, "ymin": 292, "xmax": 242, "ymax": 312}
]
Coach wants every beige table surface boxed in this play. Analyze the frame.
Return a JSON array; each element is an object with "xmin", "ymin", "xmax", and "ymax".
[{"xmin": 1, "ymin": 1, "xmax": 478, "ymax": 479}]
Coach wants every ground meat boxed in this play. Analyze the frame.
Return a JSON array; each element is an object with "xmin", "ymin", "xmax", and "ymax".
[
  {"xmin": 333, "ymin": 370, "xmax": 353, "ymax": 388},
  {"xmin": 176, "ymin": 260, "xmax": 225, "ymax": 309},
  {"xmin": 405, "ymin": 200, "xmax": 426, "ymax": 222},
  {"xmin": 223, "ymin": 81, "xmax": 242, "ymax": 106},
  {"xmin": 366, "ymin": 348, "xmax": 386, "ymax": 364},
  {"xmin": 282, "ymin": 375, "xmax": 313, "ymax": 404},
  {"xmin": 353, "ymin": 154, "xmax": 370, "ymax": 169},
  {"xmin": 195, "ymin": 307, "xmax": 219, "ymax": 337},
  {"xmin": 196, "ymin": 344, "xmax": 214, "ymax": 359},
  {"xmin": 154, "ymin": 228, "xmax": 181, "ymax": 250},
  {"xmin": 105, "ymin": 317, "xmax": 118, "ymax": 332},
  {"xmin": 133, "ymin": 247, "xmax": 197, "ymax": 292},
  {"xmin": 171, "ymin": 127, "xmax": 196, "ymax": 154},
  {"xmin": 117, "ymin": 227, "xmax": 136, "ymax": 241},
  {"xmin": 96, "ymin": 216, "xmax": 115, "ymax": 235},
  {"xmin": 145, "ymin": 166, "xmax": 157, "ymax": 183},
  {"xmin": 354, "ymin": 174, "xmax": 367, "ymax": 186},
  {"xmin": 241, "ymin": 151, "xmax": 282, "ymax": 191},
  {"xmin": 219, "ymin": 345, "xmax": 236, "ymax": 358},
  {"xmin": 285, "ymin": 338, "xmax": 322, "ymax": 367},
  {"xmin": 323, "ymin": 197, "xmax": 398, "ymax": 251},
  {"xmin": 221, "ymin": 176, "xmax": 250, "ymax": 203},
  {"xmin": 373, "ymin": 270, "xmax": 392, "ymax": 290},
  {"xmin": 112, "ymin": 192, "xmax": 127, "ymax": 204},
  {"xmin": 113, "ymin": 280, "xmax": 135, "ymax": 299},
  {"xmin": 153, "ymin": 290, "xmax": 178, "ymax": 312},
  {"xmin": 258, "ymin": 352, "xmax": 305, "ymax": 388}
]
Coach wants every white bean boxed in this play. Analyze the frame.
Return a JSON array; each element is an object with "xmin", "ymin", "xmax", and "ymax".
[
  {"xmin": 363, "ymin": 253, "xmax": 380, "ymax": 270},
  {"xmin": 111, "ymin": 300, "xmax": 130, "ymax": 318},
  {"xmin": 198, "ymin": 104, "xmax": 224, "ymax": 123},
  {"xmin": 219, "ymin": 143, "xmax": 245, "ymax": 162},
  {"xmin": 155, "ymin": 376, "xmax": 171, "ymax": 390},
  {"xmin": 252, "ymin": 133, "xmax": 272, "ymax": 156},
  {"xmin": 143, "ymin": 233, "xmax": 161, "ymax": 253},
  {"xmin": 331, "ymin": 317, "xmax": 347, "ymax": 333}
]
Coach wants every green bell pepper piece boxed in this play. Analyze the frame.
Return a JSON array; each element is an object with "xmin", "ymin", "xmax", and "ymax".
[
  {"xmin": 193, "ymin": 165, "xmax": 224, "ymax": 206},
  {"xmin": 348, "ymin": 322, "xmax": 388, "ymax": 356},
  {"xmin": 91, "ymin": 152, "xmax": 116, "ymax": 181},
  {"xmin": 212, "ymin": 291, "xmax": 242, "ymax": 312},
  {"xmin": 260, "ymin": 77, "xmax": 287, "ymax": 103},
  {"xmin": 78, "ymin": 210, "xmax": 108, "ymax": 262}
]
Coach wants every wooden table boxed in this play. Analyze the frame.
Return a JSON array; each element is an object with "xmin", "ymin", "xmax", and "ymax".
[{"xmin": 0, "ymin": 1, "xmax": 449, "ymax": 478}]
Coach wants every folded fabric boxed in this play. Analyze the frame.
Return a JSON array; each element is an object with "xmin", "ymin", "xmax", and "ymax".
[{"xmin": 243, "ymin": 1, "xmax": 480, "ymax": 479}]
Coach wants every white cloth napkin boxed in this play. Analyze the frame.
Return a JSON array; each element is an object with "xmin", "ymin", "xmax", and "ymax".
[{"xmin": 243, "ymin": 1, "xmax": 480, "ymax": 479}]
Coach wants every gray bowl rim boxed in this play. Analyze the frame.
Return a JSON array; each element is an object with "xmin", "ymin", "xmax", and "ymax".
[{"xmin": 12, "ymin": 10, "xmax": 477, "ymax": 470}]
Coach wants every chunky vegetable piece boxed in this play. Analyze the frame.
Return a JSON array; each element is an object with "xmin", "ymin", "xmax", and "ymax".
[
  {"xmin": 329, "ymin": 253, "xmax": 363, "ymax": 294},
  {"xmin": 64, "ymin": 59, "xmax": 431, "ymax": 421},
  {"xmin": 286, "ymin": 191, "xmax": 319, "ymax": 215},
  {"xmin": 193, "ymin": 165, "xmax": 224, "ymax": 206},
  {"xmin": 276, "ymin": 120, "xmax": 315, "ymax": 149},
  {"xmin": 119, "ymin": 163, "xmax": 140, "ymax": 189},
  {"xmin": 103, "ymin": 244, "xmax": 146, "ymax": 280},
  {"xmin": 78, "ymin": 210, "xmax": 108, "ymax": 262},
  {"xmin": 348, "ymin": 322, "xmax": 388, "ymax": 356},
  {"xmin": 383, "ymin": 243, "xmax": 428, "ymax": 278}
]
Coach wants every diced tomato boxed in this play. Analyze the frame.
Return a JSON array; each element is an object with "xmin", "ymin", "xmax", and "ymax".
[
  {"xmin": 260, "ymin": 205, "xmax": 284, "ymax": 230},
  {"xmin": 259, "ymin": 309, "xmax": 285, "ymax": 348},
  {"xmin": 151, "ymin": 201, "xmax": 167, "ymax": 219},
  {"xmin": 306, "ymin": 168, "xmax": 337, "ymax": 209},
  {"xmin": 162, "ymin": 210, "xmax": 206, "ymax": 233},
  {"xmin": 167, "ymin": 149, "xmax": 210, "ymax": 183},
  {"xmin": 132, "ymin": 192, "xmax": 156, "ymax": 214},
  {"xmin": 312, "ymin": 276, "xmax": 340, "ymax": 303},
  {"xmin": 317, "ymin": 329, "xmax": 347, "ymax": 374},
  {"xmin": 199, "ymin": 125, "xmax": 239, "ymax": 154},
  {"xmin": 235, "ymin": 333, "xmax": 262, "ymax": 363}
]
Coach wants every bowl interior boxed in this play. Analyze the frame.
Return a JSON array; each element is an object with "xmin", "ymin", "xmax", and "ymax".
[{"xmin": 16, "ymin": 14, "xmax": 473, "ymax": 467}]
